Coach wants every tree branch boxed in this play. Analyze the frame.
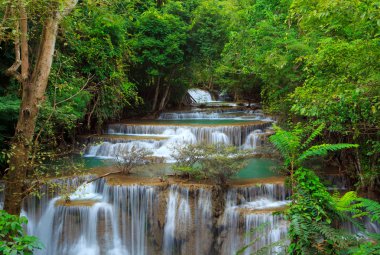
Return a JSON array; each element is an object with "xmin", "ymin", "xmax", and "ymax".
[
  {"xmin": 0, "ymin": 4, "xmax": 11, "ymax": 38},
  {"xmin": 87, "ymin": 89, "xmax": 100, "ymax": 129},
  {"xmin": 4, "ymin": 6, "xmax": 22, "ymax": 82},
  {"xmin": 85, "ymin": 171, "xmax": 122, "ymax": 184},
  {"xmin": 56, "ymin": 74, "xmax": 93, "ymax": 105},
  {"xmin": 19, "ymin": 3, "xmax": 29, "ymax": 81}
]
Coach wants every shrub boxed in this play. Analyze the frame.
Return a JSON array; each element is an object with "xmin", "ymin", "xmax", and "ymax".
[
  {"xmin": 171, "ymin": 143, "xmax": 250, "ymax": 185},
  {"xmin": 0, "ymin": 210, "xmax": 43, "ymax": 255}
]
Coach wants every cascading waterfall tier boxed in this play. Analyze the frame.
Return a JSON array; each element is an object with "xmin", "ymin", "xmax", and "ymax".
[
  {"xmin": 187, "ymin": 88, "xmax": 213, "ymax": 103},
  {"xmin": 84, "ymin": 105, "xmax": 274, "ymax": 161},
  {"xmin": 158, "ymin": 109, "xmax": 272, "ymax": 121},
  {"xmin": 220, "ymin": 184, "xmax": 290, "ymax": 255},
  {"xmin": 20, "ymin": 179, "xmax": 291, "ymax": 255},
  {"xmin": 163, "ymin": 185, "xmax": 213, "ymax": 255},
  {"xmin": 84, "ymin": 122, "xmax": 272, "ymax": 160}
]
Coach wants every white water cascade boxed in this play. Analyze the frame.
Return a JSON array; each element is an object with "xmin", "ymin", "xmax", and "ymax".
[
  {"xmin": 19, "ymin": 179, "xmax": 293, "ymax": 255},
  {"xmin": 163, "ymin": 186, "xmax": 213, "ymax": 255},
  {"xmin": 85, "ymin": 122, "xmax": 272, "ymax": 160},
  {"xmin": 187, "ymin": 88, "xmax": 213, "ymax": 103},
  {"xmin": 221, "ymin": 184, "xmax": 290, "ymax": 255},
  {"xmin": 243, "ymin": 129, "xmax": 263, "ymax": 150}
]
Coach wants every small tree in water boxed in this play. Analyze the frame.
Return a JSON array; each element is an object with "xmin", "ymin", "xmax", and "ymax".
[
  {"xmin": 171, "ymin": 143, "xmax": 251, "ymax": 185},
  {"xmin": 116, "ymin": 146, "xmax": 153, "ymax": 175}
]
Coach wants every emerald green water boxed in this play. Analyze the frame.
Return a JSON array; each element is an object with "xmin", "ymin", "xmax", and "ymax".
[
  {"xmin": 80, "ymin": 157, "xmax": 280, "ymax": 179},
  {"xmin": 82, "ymin": 157, "xmax": 114, "ymax": 168},
  {"xmin": 233, "ymin": 158, "xmax": 280, "ymax": 179}
]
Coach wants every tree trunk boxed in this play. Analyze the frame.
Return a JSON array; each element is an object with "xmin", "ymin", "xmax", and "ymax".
[
  {"xmin": 158, "ymin": 85, "xmax": 170, "ymax": 111},
  {"xmin": 151, "ymin": 77, "xmax": 160, "ymax": 112},
  {"xmin": 4, "ymin": 0, "xmax": 78, "ymax": 215}
]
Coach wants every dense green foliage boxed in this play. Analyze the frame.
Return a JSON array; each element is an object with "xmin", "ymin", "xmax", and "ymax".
[
  {"xmin": 270, "ymin": 124, "xmax": 380, "ymax": 254},
  {"xmin": 0, "ymin": 210, "xmax": 43, "ymax": 255},
  {"xmin": 1, "ymin": 0, "xmax": 376, "ymax": 190},
  {"xmin": 0, "ymin": 0, "xmax": 379, "ymax": 253},
  {"xmin": 219, "ymin": 0, "xmax": 380, "ymax": 193}
]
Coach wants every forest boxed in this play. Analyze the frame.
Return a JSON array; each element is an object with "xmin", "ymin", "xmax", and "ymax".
[{"xmin": 0, "ymin": 0, "xmax": 379, "ymax": 254}]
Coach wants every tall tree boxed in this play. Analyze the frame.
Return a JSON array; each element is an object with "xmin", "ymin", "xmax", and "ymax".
[
  {"xmin": 131, "ymin": 7, "xmax": 187, "ymax": 112},
  {"xmin": 1, "ymin": 0, "xmax": 78, "ymax": 215}
]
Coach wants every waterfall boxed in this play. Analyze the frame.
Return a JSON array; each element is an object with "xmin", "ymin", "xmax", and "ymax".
[
  {"xmin": 163, "ymin": 186, "xmax": 192, "ymax": 255},
  {"xmin": 85, "ymin": 123, "xmax": 272, "ymax": 160},
  {"xmin": 221, "ymin": 183, "xmax": 290, "ymax": 255},
  {"xmin": 243, "ymin": 129, "xmax": 263, "ymax": 150},
  {"xmin": 84, "ymin": 140, "xmax": 161, "ymax": 159},
  {"xmin": 159, "ymin": 111, "xmax": 221, "ymax": 120},
  {"xmin": 23, "ymin": 180, "xmax": 158, "ymax": 255},
  {"xmin": 103, "ymin": 184, "xmax": 156, "ymax": 255},
  {"xmin": 107, "ymin": 122, "xmax": 272, "ymax": 146},
  {"xmin": 7, "ymin": 179, "xmax": 311, "ymax": 255},
  {"xmin": 158, "ymin": 110, "xmax": 273, "ymax": 121},
  {"xmin": 187, "ymin": 89, "xmax": 213, "ymax": 103},
  {"xmin": 211, "ymin": 131, "xmax": 230, "ymax": 144},
  {"xmin": 84, "ymin": 106, "xmax": 274, "ymax": 161},
  {"xmin": 163, "ymin": 186, "xmax": 213, "ymax": 255},
  {"xmin": 195, "ymin": 189, "xmax": 213, "ymax": 255}
]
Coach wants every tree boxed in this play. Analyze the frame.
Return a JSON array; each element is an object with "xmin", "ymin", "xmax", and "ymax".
[
  {"xmin": 1, "ymin": 0, "xmax": 78, "ymax": 215},
  {"xmin": 116, "ymin": 146, "xmax": 153, "ymax": 174},
  {"xmin": 187, "ymin": 0, "xmax": 228, "ymax": 91},
  {"xmin": 218, "ymin": 0, "xmax": 308, "ymax": 107},
  {"xmin": 288, "ymin": 0, "xmax": 380, "ymax": 193},
  {"xmin": 171, "ymin": 143, "xmax": 250, "ymax": 185},
  {"xmin": 131, "ymin": 7, "xmax": 187, "ymax": 112},
  {"xmin": 59, "ymin": 0, "xmax": 141, "ymax": 131}
]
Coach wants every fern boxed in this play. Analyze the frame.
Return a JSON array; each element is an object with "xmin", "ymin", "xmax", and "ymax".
[
  {"xmin": 298, "ymin": 143, "xmax": 359, "ymax": 163},
  {"xmin": 301, "ymin": 123, "xmax": 325, "ymax": 150},
  {"xmin": 269, "ymin": 125, "xmax": 378, "ymax": 254},
  {"xmin": 270, "ymin": 125, "xmax": 301, "ymax": 161},
  {"xmin": 356, "ymin": 198, "xmax": 380, "ymax": 223}
]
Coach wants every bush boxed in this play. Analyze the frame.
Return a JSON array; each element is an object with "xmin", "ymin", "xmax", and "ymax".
[
  {"xmin": 0, "ymin": 210, "xmax": 43, "ymax": 255},
  {"xmin": 171, "ymin": 143, "xmax": 250, "ymax": 185},
  {"xmin": 116, "ymin": 146, "xmax": 153, "ymax": 174}
]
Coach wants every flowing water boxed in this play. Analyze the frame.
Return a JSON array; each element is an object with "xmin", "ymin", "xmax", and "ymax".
[
  {"xmin": 18, "ymin": 180, "xmax": 290, "ymax": 255},
  {"xmin": 7, "ymin": 97, "xmax": 369, "ymax": 255},
  {"xmin": 2, "ymin": 102, "xmax": 291, "ymax": 254},
  {"xmin": 84, "ymin": 108, "xmax": 274, "ymax": 161},
  {"xmin": 188, "ymin": 88, "xmax": 213, "ymax": 103},
  {"xmin": 1, "ymin": 95, "xmax": 379, "ymax": 254}
]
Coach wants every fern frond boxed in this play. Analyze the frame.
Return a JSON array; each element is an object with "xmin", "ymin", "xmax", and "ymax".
[
  {"xmin": 335, "ymin": 191, "xmax": 358, "ymax": 210},
  {"xmin": 301, "ymin": 123, "xmax": 325, "ymax": 150},
  {"xmin": 313, "ymin": 222, "xmax": 351, "ymax": 247},
  {"xmin": 269, "ymin": 125, "xmax": 301, "ymax": 164},
  {"xmin": 356, "ymin": 198, "xmax": 380, "ymax": 223},
  {"xmin": 298, "ymin": 143, "xmax": 359, "ymax": 163}
]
